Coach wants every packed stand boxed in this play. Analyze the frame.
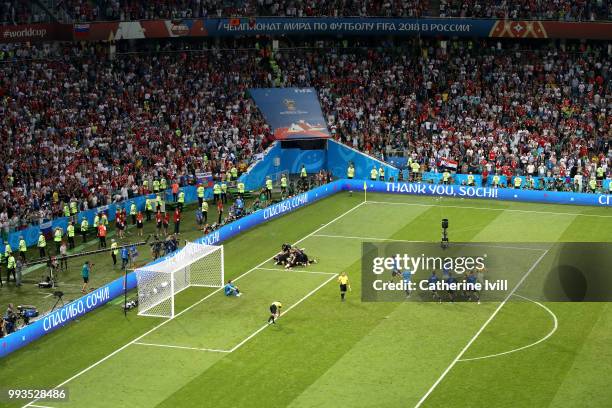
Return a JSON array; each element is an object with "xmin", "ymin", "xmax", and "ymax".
[
  {"xmin": 274, "ymin": 39, "xmax": 610, "ymax": 191},
  {"xmin": 439, "ymin": 0, "xmax": 611, "ymax": 21},
  {"xmin": 0, "ymin": 42, "xmax": 275, "ymax": 235},
  {"xmin": 0, "ymin": 0, "xmax": 50, "ymax": 24},
  {"xmin": 60, "ymin": 0, "xmax": 430, "ymax": 21},
  {"xmin": 0, "ymin": 38, "xmax": 610, "ymax": 236}
]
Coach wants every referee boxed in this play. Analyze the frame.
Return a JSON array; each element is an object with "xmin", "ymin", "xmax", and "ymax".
[
  {"xmin": 338, "ymin": 272, "xmax": 351, "ymax": 301},
  {"xmin": 267, "ymin": 301, "xmax": 282, "ymax": 324}
]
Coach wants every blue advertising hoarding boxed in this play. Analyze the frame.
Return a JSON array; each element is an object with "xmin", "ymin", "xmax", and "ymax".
[{"xmin": 249, "ymin": 88, "xmax": 330, "ymax": 140}]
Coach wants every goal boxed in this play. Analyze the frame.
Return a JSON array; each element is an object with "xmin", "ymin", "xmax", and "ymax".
[{"xmin": 134, "ymin": 242, "xmax": 224, "ymax": 318}]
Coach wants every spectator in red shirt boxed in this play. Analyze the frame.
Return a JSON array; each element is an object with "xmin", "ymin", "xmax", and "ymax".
[
  {"xmin": 163, "ymin": 212, "xmax": 170, "ymax": 236},
  {"xmin": 97, "ymin": 224, "xmax": 107, "ymax": 248},
  {"xmin": 217, "ymin": 201, "xmax": 224, "ymax": 224}
]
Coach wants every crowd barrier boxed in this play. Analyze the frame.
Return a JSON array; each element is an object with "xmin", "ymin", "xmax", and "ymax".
[
  {"xmin": 2, "ymin": 179, "xmax": 610, "ymax": 358},
  {"xmin": 3, "ymin": 186, "xmax": 214, "ymax": 252}
]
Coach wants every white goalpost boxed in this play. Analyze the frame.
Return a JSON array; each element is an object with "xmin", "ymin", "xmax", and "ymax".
[{"xmin": 134, "ymin": 242, "xmax": 224, "ymax": 318}]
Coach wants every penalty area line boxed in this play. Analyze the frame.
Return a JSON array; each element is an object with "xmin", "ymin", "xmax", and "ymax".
[
  {"xmin": 414, "ymin": 248, "xmax": 549, "ymax": 408},
  {"xmin": 22, "ymin": 200, "xmax": 365, "ymax": 408},
  {"xmin": 229, "ymin": 272, "xmax": 338, "ymax": 353},
  {"xmin": 132, "ymin": 342, "xmax": 230, "ymax": 353}
]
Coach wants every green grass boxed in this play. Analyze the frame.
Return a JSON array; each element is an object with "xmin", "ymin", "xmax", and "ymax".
[{"xmin": 1, "ymin": 192, "xmax": 612, "ymax": 408}]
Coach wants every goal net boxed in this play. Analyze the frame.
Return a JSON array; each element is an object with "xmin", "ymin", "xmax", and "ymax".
[{"xmin": 134, "ymin": 242, "xmax": 224, "ymax": 318}]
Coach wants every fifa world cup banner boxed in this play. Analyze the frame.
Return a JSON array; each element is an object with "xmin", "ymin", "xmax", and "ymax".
[{"xmin": 249, "ymin": 88, "xmax": 330, "ymax": 140}]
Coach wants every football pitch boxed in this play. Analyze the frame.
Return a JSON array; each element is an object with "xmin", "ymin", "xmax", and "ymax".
[{"xmin": 4, "ymin": 192, "xmax": 612, "ymax": 408}]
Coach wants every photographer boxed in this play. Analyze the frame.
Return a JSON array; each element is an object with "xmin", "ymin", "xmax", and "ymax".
[{"xmin": 4, "ymin": 304, "xmax": 17, "ymax": 335}]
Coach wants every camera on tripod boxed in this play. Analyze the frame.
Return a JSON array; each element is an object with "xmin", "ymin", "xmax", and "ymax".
[
  {"xmin": 17, "ymin": 305, "xmax": 39, "ymax": 325},
  {"xmin": 441, "ymin": 218, "xmax": 449, "ymax": 249}
]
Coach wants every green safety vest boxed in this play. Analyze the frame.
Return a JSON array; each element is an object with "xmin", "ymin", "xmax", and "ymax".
[
  {"xmin": 153, "ymin": 180, "xmax": 160, "ymax": 191},
  {"xmin": 238, "ymin": 182, "xmax": 245, "ymax": 193},
  {"xmin": 160, "ymin": 178, "xmax": 167, "ymax": 189},
  {"xmin": 38, "ymin": 235, "xmax": 46, "ymax": 248},
  {"xmin": 94, "ymin": 215, "xmax": 100, "ymax": 227},
  {"xmin": 54, "ymin": 229, "xmax": 63, "ymax": 242},
  {"xmin": 493, "ymin": 175, "xmax": 500, "ymax": 184},
  {"xmin": 111, "ymin": 242, "xmax": 119, "ymax": 255},
  {"xmin": 7, "ymin": 256, "xmax": 15, "ymax": 269},
  {"xmin": 81, "ymin": 220, "xmax": 89, "ymax": 231},
  {"xmin": 5, "ymin": 244, "xmax": 11, "ymax": 254},
  {"xmin": 597, "ymin": 167, "xmax": 604, "ymax": 177},
  {"xmin": 202, "ymin": 201, "xmax": 209, "ymax": 212},
  {"xmin": 63, "ymin": 205, "xmax": 70, "ymax": 217},
  {"xmin": 467, "ymin": 175, "xmax": 474, "ymax": 183},
  {"xmin": 443, "ymin": 172, "xmax": 450, "ymax": 181},
  {"xmin": 370, "ymin": 169, "xmax": 378, "ymax": 180},
  {"xmin": 514, "ymin": 177, "xmax": 522, "ymax": 187},
  {"xmin": 300, "ymin": 168, "xmax": 307, "ymax": 178},
  {"xmin": 213, "ymin": 184, "xmax": 221, "ymax": 194},
  {"xmin": 221, "ymin": 183, "xmax": 227, "ymax": 193},
  {"xmin": 143, "ymin": 180, "xmax": 149, "ymax": 188},
  {"xmin": 266, "ymin": 179, "xmax": 273, "ymax": 190},
  {"xmin": 347, "ymin": 167, "xmax": 355, "ymax": 178},
  {"xmin": 146, "ymin": 199, "xmax": 152, "ymax": 211},
  {"xmin": 589, "ymin": 179, "xmax": 597, "ymax": 189},
  {"xmin": 19, "ymin": 239, "xmax": 27, "ymax": 252},
  {"xmin": 70, "ymin": 201, "xmax": 78, "ymax": 214},
  {"xmin": 411, "ymin": 162, "xmax": 420, "ymax": 173},
  {"xmin": 197, "ymin": 186, "xmax": 205, "ymax": 198},
  {"xmin": 178, "ymin": 192, "xmax": 185, "ymax": 203},
  {"xmin": 130, "ymin": 204, "xmax": 137, "ymax": 215},
  {"xmin": 280, "ymin": 177, "xmax": 287, "ymax": 188},
  {"xmin": 379, "ymin": 168, "xmax": 385, "ymax": 177},
  {"xmin": 67, "ymin": 225, "xmax": 75, "ymax": 237},
  {"xmin": 231, "ymin": 167, "xmax": 238, "ymax": 179}
]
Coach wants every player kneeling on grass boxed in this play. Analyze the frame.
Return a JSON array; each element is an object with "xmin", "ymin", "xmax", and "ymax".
[
  {"xmin": 224, "ymin": 280, "xmax": 241, "ymax": 297},
  {"xmin": 274, "ymin": 243, "xmax": 292, "ymax": 266},
  {"xmin": 268, "ymin": 301, "xmax": 282, "ymax": 324}
]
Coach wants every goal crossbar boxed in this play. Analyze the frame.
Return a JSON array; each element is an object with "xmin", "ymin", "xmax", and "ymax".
[{"xmin": 134, "ymin": 242, "xmax": 224, "ymax": 318}]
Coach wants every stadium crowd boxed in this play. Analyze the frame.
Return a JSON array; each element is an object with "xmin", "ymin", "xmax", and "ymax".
[
  {"xmin": 0, "ymin": 38, "xmax": 610, "ymax": 235},
  {"xmin": 439, "ymin": 0, "xmax": 611, "ymax": 21},
  {"xmin": 8, "ymin": 0, "xmax": 608, "ymax": 23}
]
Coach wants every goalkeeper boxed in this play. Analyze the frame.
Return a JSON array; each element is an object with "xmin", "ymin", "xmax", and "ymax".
[
  {"xmin": 267, "ymin": 301, "xmax": 282, "ymax": 324},
  {"xmin": 224, "ymin": 280, "xmax": 241, "ymax": 297}
]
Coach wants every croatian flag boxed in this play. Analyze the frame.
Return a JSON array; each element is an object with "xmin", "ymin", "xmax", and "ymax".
[{"xmin": 439, "ymin": 157, "xmax": 458, "ymax": 169}]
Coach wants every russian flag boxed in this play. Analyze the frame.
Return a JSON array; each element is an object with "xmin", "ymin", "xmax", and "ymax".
[{"xmin": 74, "ymin": 24, "xmax": 90, "ymax": 37}]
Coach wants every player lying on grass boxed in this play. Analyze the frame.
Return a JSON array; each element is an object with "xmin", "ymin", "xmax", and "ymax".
[
  {"xmin": 273, "ymin": 243, "xmax": 317, "ymax": 269},
  {"xmin": 267, "ymin": 301, "xmax": 282, "ymax": 324},
  {"xmin": 224, "ymin": 280, "xmax": 241, "ymax": 297}
]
